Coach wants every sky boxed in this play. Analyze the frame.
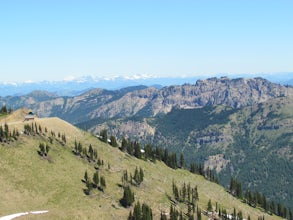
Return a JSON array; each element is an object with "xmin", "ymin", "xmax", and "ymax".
[{"xmin": 0, "ymin": 0, "xmax": 292, "ymax": 82}]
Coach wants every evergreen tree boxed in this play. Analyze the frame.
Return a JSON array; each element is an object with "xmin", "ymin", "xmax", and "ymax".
[
  {"xmin": 262, "ymin": 194, "xmax": 267, "ymax": 212},
  {"xmin": 122, "ymin": 170, "xmax": 129, "ymax": 186},
  {"xmin": 85, "ymin": 179, "xmax": 93, "ymax": 195},
  {"xmin": 4, "ymin": 123, "xmax": 9, "ymax": 139},
  {"xmin": 110, "ymin": 135, "xmax": 118, "ymax": 147},
  {"xmin": 207, "ymin": 199, "xmax": 212, "ymax": 212},
  {"xmin": 134, "ymin": 142, "xmax": 142, "ymax": 159},
  {"xmin": 144, "ymin": 144, "xmax": 154, "ymax": 161},
  {"xmin": 84, "ymin": 170, "xmax": 89, "ymax": 183},
  {"xmin": 196, "ymin": 207, "xmax": 201, "ymax": 220},
  {"xmin": 100, "ymin": 129, "xmax": 108, "ymax": 143},
  {"xmin": 78, "ymin": 142, "xmax": 83, "ymax": 155},
  {"xmin": 127, "ymin": 142, "xmax": 134, "ymax": 155},
  {"xmin": 74, "ymin": 139, "xmax": 78, "ymax": 154},
  {"xmin": 39, "ymin": 143, "xmax": 45, "ymax": 156},
  {"xmin": 1, "ymin": 105, "xmax": 7, "ymax": 113},
  {"xmin": 45, "ymin": 144, "xmax": 50, "ymax": 156},
  {"xmin": 121, "ymin": 137, "xmax": 128, "ymax": 151},
  {"xmin": 82, "ymin": 147, "xmax": 87, "ymax": 157},
  {"xmin": 170, "ymin": 205, "xmax": 179, "ymax": 220},
  {"xmin": 88, "ymin": 144, "xmax": 94, "ymax": 160},
  {"xmin": 100, "ymin": 176, "xmax": 106, "ymax": 191},
  {"xmin": 93, "ymin": 171, "xmax": 99, "ymax": 188},
  {"xmin": 121, "ymin": 186, "xmax": 135, "ymax": 207},
  {"xmin": 139, "ymin": 167, "xmax": 144, "ymax": 183},
  {"xmin": 141, "ymin": 203, "xmax": 153, "ymax": 220},
  {"xmin": 180, "ymin": 153, "xmax": 185, "ymax": 168},
  {"xmin": 270, "ymin": 201, "xmax": 276, "ymax": 215},
  {"xmin": 133, "ymin": 201, "xmax": 142, "ymax": 220}
]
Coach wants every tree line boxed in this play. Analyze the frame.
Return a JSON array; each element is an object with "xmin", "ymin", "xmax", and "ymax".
[
  {"xmin": 230, "ymin": 177, "xmax": 293, "ymax": 219},
  {"xmin": 0, "ymin": 105, "xmax": 12, "ymax": 115},
  {"xmin": 100, "ymin": 129, "xmax": 292, "ymax": 219}
]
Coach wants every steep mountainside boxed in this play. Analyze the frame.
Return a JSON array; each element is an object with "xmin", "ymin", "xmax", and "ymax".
[
  {"xmin": 0, "ymin": 110, "xmax": 281, "ymax": 219},
  {"xmin": 90, "ymin": 95, "xmax": 293, "ymax": 209},
  {"xmin": 1, "ymin": 77, "xmax": 292, "ymax": 210}
]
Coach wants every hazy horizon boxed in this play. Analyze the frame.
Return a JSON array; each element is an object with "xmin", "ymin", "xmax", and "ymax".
[{"xmin": 1, "ymin": 1, "xmax": 293, "ymax": 83}]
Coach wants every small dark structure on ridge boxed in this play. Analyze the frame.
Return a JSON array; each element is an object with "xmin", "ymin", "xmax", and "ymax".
[{"xmin": 24, "ymin": 111, "xmax": 35, "ymax": 121}]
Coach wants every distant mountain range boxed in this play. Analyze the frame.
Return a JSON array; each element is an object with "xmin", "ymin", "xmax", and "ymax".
[
  {"xmin": 1, "ymin": 76, "xmax": 293, "ymax": 209},
  {"xmin": 0, "ymin": 72, "xmax": 292, "ymax": 96}
]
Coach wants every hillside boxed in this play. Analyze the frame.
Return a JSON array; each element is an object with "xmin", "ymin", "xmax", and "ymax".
[
  {"xmin": 0, "ymin": 110, "xmax": 282, "ymax": 219},
  {"xmin": 88, "ymin": 95, "xmax": 293, "ymax": 209}
]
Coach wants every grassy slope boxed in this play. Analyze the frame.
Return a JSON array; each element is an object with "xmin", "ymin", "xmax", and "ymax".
[{"xmin": 0, "ymin": 113, "xmax": 281, "ymax": 219}]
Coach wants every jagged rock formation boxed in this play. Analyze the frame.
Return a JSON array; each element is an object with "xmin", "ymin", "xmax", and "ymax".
[{"xmin": 0, "ymin": 77, "xmax": 292, "ymax": 125}]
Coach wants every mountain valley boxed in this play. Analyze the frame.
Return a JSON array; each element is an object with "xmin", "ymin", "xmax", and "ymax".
[{"xmin": 0, "ymin": 76, "xmax": 293, "ymax": 216}]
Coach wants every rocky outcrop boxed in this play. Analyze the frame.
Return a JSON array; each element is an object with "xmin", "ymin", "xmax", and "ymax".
[{"xmin": 0, "ymin": 77, "xmax": 292, "ymax": 125}]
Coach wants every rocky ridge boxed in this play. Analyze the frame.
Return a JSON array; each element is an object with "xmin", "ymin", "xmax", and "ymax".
[{"xmin": 0, "ymin": 77, "xmax": 291, "ymax": 126}]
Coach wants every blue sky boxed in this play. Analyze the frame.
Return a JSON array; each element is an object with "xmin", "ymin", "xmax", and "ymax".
[{"xmin": 0, "ymin": 1, "xmax": 292, "ymax": 82}]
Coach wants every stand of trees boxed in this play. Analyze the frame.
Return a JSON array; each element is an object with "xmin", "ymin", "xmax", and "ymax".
[
  {"xmin": 229, "ymin": 177, "xmax": 293, "ymax": 219},
  {"xmin": 0, "ymin": 105, "xmax": 12, "ymax": 115},
  {"xmin": 24, "ymin": 122, "xmax": 48, "ymax": 136},
  {"xmin": 128, "ymin": 201, "xmax": 153, "ymax": 220},
  {"xmin": 98, "ymin": 130, "xmax": 292, "ymax": 219},
  {"xmin": 83, "ymin": 170, "xmax": 106, "ymax": 195},
  {"xmin": 0, "ymin": 123, "xmax": 19, "ymax": 143},
  {"xmin": 73, "ymin": 140, "xmax": 98, "ymax": 163},
  {"xmin": 172, "ymin": 181, "xmax": 199, "ymax": 206},
  {"xmin": 38, "ymin": 143, "xmax": 50, "ymax": 157}
]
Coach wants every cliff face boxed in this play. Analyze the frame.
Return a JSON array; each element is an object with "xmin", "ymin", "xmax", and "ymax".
[{"xmin": 0, "ymin": 77, "xmax": 292, "ymax": 124}]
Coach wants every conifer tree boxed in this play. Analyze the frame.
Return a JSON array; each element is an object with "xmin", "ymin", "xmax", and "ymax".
[
  {"xmin": 134, "ymin": 142, "xmax": 142, "ymax": 159},
  {"xmin": 270, "ymin": 201, "xmax": 276, "ymax": 214},
  {"xmin": 93, "ymin": 171, "xmax": 99, "ymax": 188},
  {"xmin": 45, "ymin": 144, "xmax": 50, "ymax": 156},
  {"xmin": 122, "ymin": 170, "xmax": 129, "ymax": 187},
  {"xmin": 133, "ymin": 201, "xmax": 141, "ymax": 220},
  {"xmin": 180, "ymin": 153, "xmax": 185, "ymax": 168},
  {"xmin": 141, "ymin": 203, "xmax": 153, "ymax": 220},
  {"xmin": 207, "ymin": 199, "xmax": 212, "ymax": 212},
  {"xmin": 74, "ymin": 139, "xmax": 78, "ymax": 154},
  {"xmin": 88, "ymin": 144, "xmax": 94, "ymax": 160},
  {"xmin": 121, "ymin": 186, "xmax": 135, "ymax": 207},
  {"xmin": 197, "ymin": 207, "xmax": 201, "ymax": 220},
  {"xmin": 84, "ymin": 170, "xmax": 89, "ymax": 183},
  {"xmin": 39, "ymin": 143, "xmax": 45, "ymax": 156},
  {"xmin": 100, "ymin": 176, "xmax": 106, "ymax": 192},
  {"xmin": 121, "ymin": 137, "xmax": 128, "ymax": 151},
  {"xmin": 100, "ymin": 129, "xmax": 108, "ymax": 143},
  {"xmin": 78, "ymin": 142, "xmax": 83, "ymax": 155},
  {"xmin": 110, "ymin": 135, "xmax": 118, "ymax": 147},
  {"xmin": 139, "ymin": 167, "xmax": 144, "ymax": 183}
]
